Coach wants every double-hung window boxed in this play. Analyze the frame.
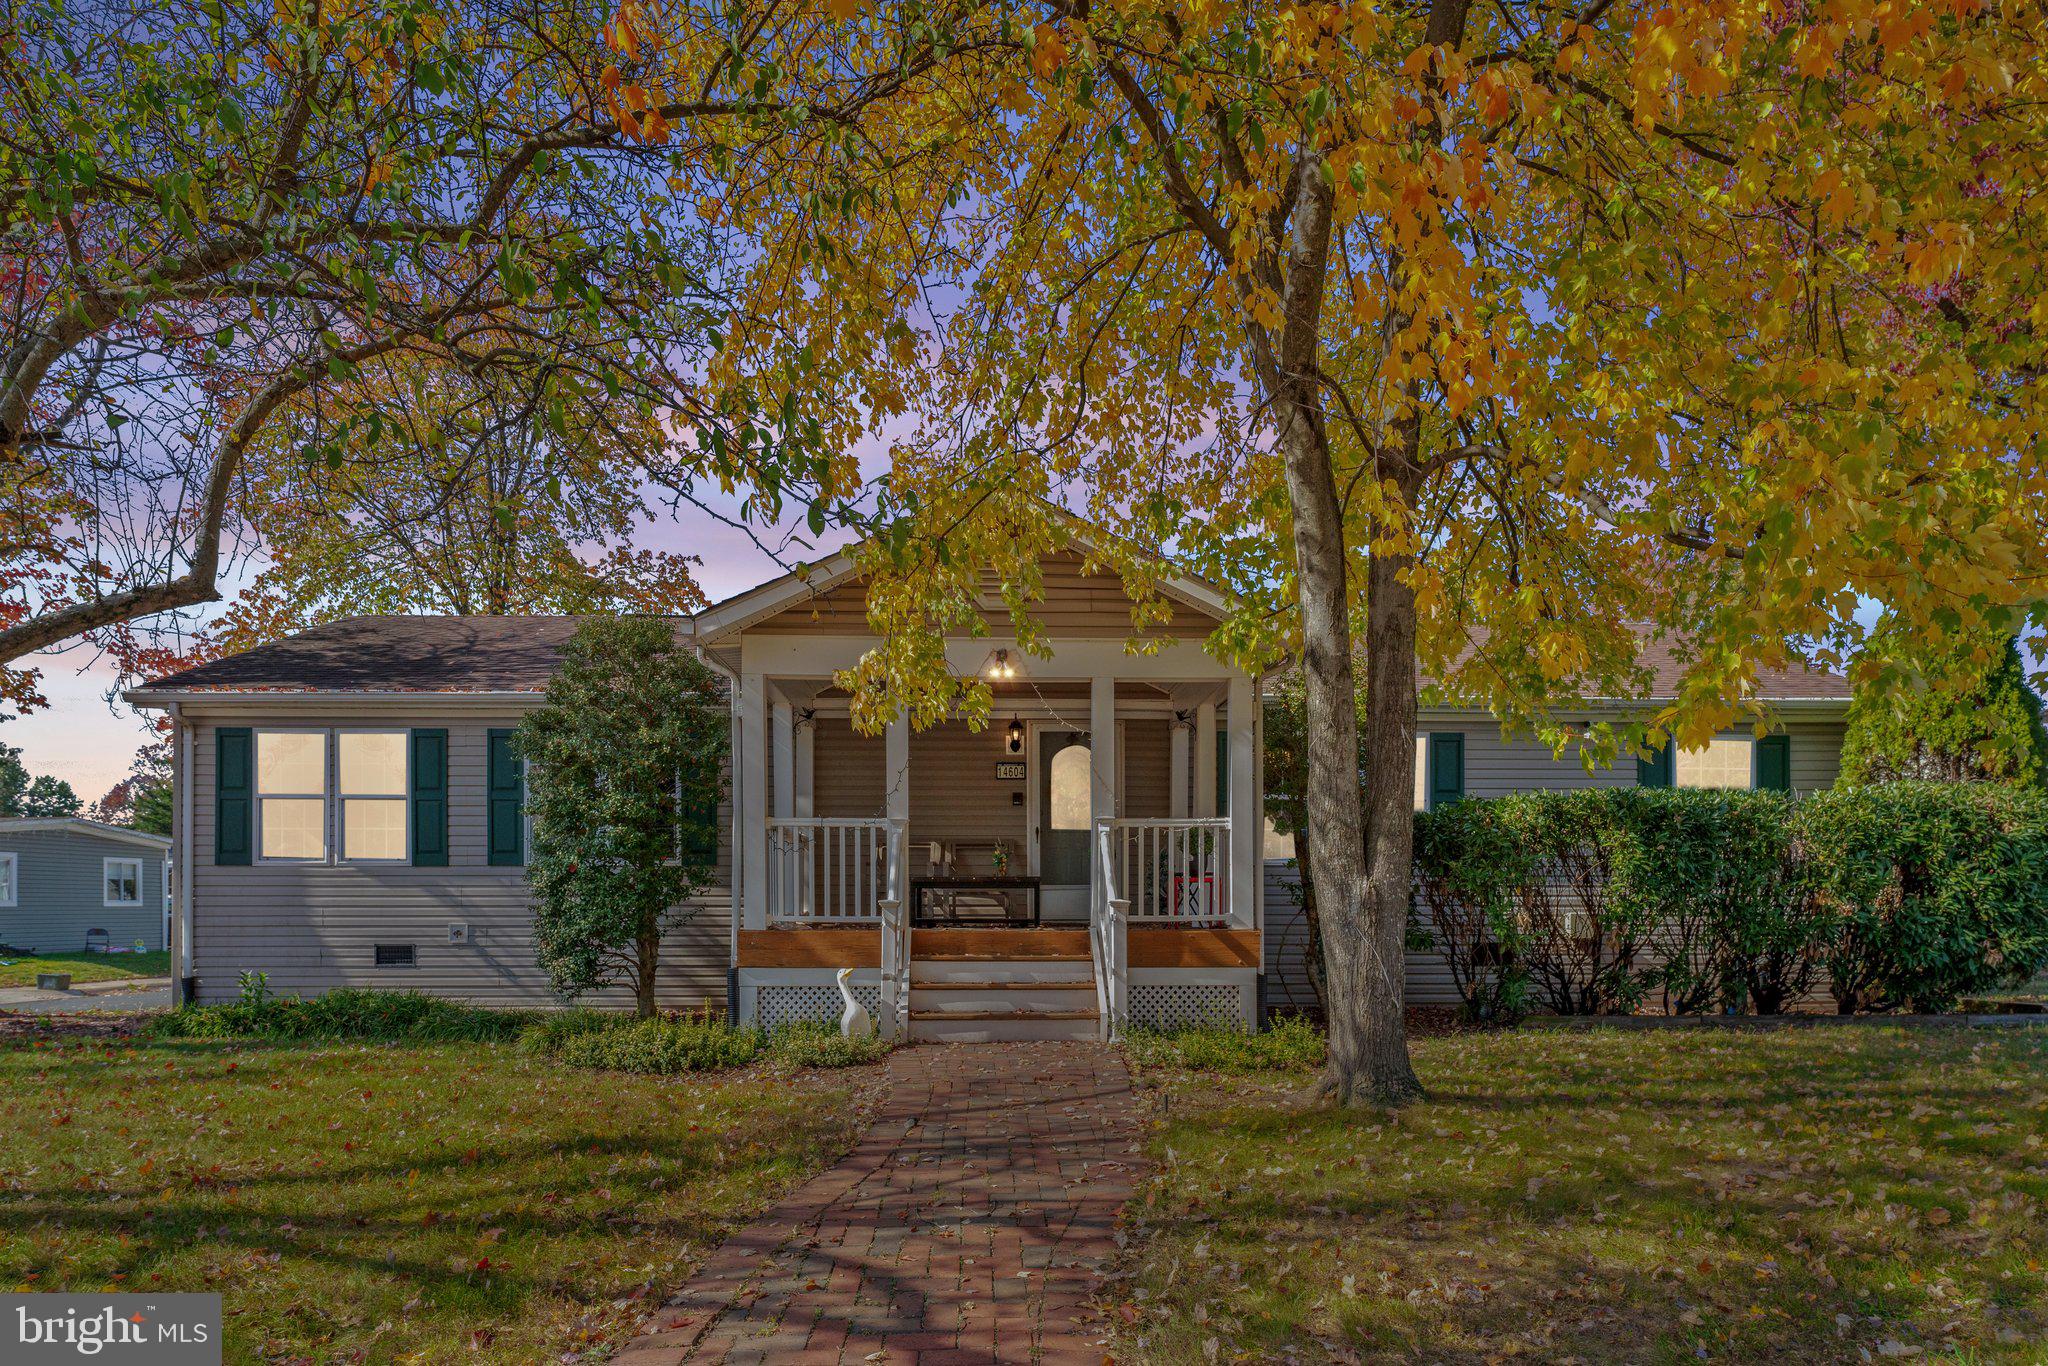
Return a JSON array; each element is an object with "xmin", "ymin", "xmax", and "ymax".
[
  {"xmin": 0, "ymin": 852, "xmax": 16, "ymax": 907},
  {"xmin": 254, "ymin": 729, "xmax": 409, "ymax": 862},
  {"xmin": 1676, "ymin": 736, "xmax": 1754, "ymax": 790},
  {"xmin": 103, "ymin": 857, "xmax": 142, "ymax": 907},
  {"xmin": 338, "ymin": 731, "xmax": 409, "ymax": 861},
  {"xmin": 257, "ymin": 730, "xmax": 329, "ymax": 861}
]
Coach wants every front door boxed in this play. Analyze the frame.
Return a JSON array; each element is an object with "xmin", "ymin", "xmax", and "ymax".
[{"xmin": 1035, "ymin": 728, "xmax": 1093, "ymax": 920}]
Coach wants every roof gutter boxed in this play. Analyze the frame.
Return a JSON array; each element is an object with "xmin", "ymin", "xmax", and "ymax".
[{"xmin": 125, "ymin": 689, "xmax": 546, "ymax": 709}]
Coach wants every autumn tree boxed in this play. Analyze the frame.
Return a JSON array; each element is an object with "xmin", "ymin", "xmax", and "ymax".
[
  {"xmin": 606, "ymin": 0, "xmax": 2048, "ymax": 1100},
  {"xmin": 87, "ymin": 739, "xmax": 174, "ymax": 834},
  {"xmin": 216, "ymin": 352, "xmax": 707, "ymax": 644},
  {"xmin": 0, "ymin": 0, "xmax": 899, "ymax": 702}
]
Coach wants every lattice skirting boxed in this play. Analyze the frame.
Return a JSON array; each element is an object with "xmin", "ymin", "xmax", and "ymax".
[
  {"xmin": 1129, "ymin": 983, "xmax": 1243, "ymax": 1030},
  {"xmin": 757, "ymin": 983, "xmax": 883, "ymax": 1031}
]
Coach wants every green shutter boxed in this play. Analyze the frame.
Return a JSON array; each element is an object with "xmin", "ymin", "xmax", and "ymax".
[
  {"xmin": 1427, "ymin": 732, "xmax": 1465, "ymax": 811},
  {"xmin": 487, "ymin": 729, "xmax": 524, "ymax": 866},
  {"xmin": 409, "ymin": 729, "xmax": 449, "ymax": 866},
  {"xmin": 1756, "ymin": 734, "xmax": 1791, "ymax": 791},
  {"xmin": 1637, "ymin": 740, "xmax": 1675, "ymax": 788},
  {"xmin": 215, "ymin": 727, "xmax": 252, "ymax": 865}
]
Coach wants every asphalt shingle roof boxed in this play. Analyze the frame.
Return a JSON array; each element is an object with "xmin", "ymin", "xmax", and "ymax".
[{"xmin": 138, "ymin": 616, "xmax": 619, "ymax": 693}]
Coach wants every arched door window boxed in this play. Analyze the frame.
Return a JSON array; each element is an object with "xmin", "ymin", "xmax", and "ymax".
[
  {"xmin": 1040, "ymin": 736, "xmax": 1094, "ymax": 886},
  {"xmin": 1048, "ymin": 742, "xmax": 1092, "ymax": 830}
]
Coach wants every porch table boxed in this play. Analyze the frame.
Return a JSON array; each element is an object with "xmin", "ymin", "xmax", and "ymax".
[{"xmin": 910, "ymin": 876, "xmax": 1042, "ymax": 927}]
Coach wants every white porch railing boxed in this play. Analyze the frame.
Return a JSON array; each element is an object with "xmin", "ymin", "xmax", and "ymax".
[
  {"xmin": 1092, "ymin": 822, "xmax": 1131, "ymax": 1041},
  {"xmin": 1102, "ymin": 817, "xmax": 1231, "ymax": 924},
  {"xmin": 765, "ymin": 817, "xmax": 898, "ymax": 922}
]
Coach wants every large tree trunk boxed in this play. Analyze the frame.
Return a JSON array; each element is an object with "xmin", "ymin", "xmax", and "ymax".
[
  {"xmin": 635, "ymin": 917, "xmax": 661, "ymax": 1018},
  {"xmin": 1279, "ymin": 409, "xmax": 1423, "ymax": 1104},
  {"xmin": 1356, "ymin": 509, "xmax": 1427, "ymax": 1097},
  {"xmin": 1267, "ymin": 146, "xmax": 1424, "ymax": 1104}
]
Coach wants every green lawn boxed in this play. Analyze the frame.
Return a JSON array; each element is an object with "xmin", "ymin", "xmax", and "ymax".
[
  {"xmin": 0, "ymin": 950, "xmax": 171, "ymax": 986},
  {"xmin": 1117, "ymin": 1027, "xmax": 2048, "ymax": 1364},
  {"xmin": 0, "ymin": 1035, "xmax": 872, "ymax": 1361}
]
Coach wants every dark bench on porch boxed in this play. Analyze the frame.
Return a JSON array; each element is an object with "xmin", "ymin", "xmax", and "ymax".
[{"xmin": 910, "ymin": 876, "xmax": 1041, "ymax": 926}]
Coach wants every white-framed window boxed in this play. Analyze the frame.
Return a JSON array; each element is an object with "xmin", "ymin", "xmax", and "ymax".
[
  {"xmin": 0, "ymin": 852, "xmax": 16, "ymax": 907},
  {"xmin": 1676, "ymin": 736, "xmax": 1754, "ymax": 790},
  {"xmin": 257, "ymin": 729, "xmax": 329, "ymax": 862},
  {"xmin": 103, "ymin": 857, "xmax": 143, "ymax": 907},
  {"xmin": 337, "ymin": 730, "xmax": 409, "ymax": 862}
]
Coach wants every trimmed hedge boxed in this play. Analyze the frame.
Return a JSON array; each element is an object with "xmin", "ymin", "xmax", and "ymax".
[
  {"xmin": 1414, "ymin": 782, "xmax": 2048, "ymax": 1019},
  {"xmin": 1800, "ymin": 783, "xmax": 2048, "ymax": 1013}
]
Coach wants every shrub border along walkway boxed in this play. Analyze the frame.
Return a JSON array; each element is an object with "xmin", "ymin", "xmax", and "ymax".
[{"xmin": 614, "ymin": 1040, "xmax": 1146, "ymax": 1364}]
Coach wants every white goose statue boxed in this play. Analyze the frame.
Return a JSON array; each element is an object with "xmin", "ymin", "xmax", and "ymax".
[{"xmin": 836, "ymin": 967, "xmax": 873, "ymax": 1038}]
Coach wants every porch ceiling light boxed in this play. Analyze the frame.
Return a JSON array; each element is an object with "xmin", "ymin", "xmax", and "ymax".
[{"xmin": 985, "ymin": 648, "xmax": 1017, "ymax": 680}]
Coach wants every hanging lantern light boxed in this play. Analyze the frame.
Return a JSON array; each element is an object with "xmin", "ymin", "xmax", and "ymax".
[{"xmin": 1005, "ymin": 715, "xmax": 1025, "ymax": 754}]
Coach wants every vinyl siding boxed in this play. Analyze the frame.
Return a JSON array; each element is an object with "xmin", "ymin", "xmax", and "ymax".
[
  {"xmin": 747, "ymin": 551, "xmax": 1218, "ymax": 639},
  {"xmin": 0, "ymin": 829, "xmax": 167, "ymax": 953},
  {"xmin": 1264, "ymin": 718, "xmax": 1849, "ymax": 1012},
  {"xmin": 807, "ymin": 715, "xmax": 1174, "ymax": 847},
  {"xmin": 185, "ymin": 708, "xmax": 730, "ymax": 1008}
]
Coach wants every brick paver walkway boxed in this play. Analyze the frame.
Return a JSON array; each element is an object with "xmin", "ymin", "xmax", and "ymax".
[{"xmin": 613, "ymin": 1041, "xmax": 1146, "ymax": 1365}]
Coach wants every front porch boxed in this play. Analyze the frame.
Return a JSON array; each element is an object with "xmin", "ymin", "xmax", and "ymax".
[{"xmin": 728, "ymin": 658, "xmax": 1265, "ymax": 1040}]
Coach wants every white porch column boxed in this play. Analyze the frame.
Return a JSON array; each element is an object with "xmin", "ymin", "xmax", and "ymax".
[
  {"xmin": 884, "ymin": 709, "xmax": 911, "ymax": 885},
  {"xmin": 1168, "ymin": 719, "xmax": 1190, "ymax": 819},
  {"xmin": 794, "ymin": 716, "xmax": 815, "ymax": 819},
  {"xmin": 1194, "ymin": 698, "xmax": 1218, "ymax": 818},
  {"xmin": 1226, "ymin": 674, "xmax": 1257, "ymax": 928},
  {"xmin": 738, "ymin": 671, "xmax": 769, "ymax": 930},
  {"xmin": 1090, "ymin": 675, "xmax": 1118, "ymax": 911},
  {"xmin": 771, "ymin": 696, "xmax": 795, "ymax": 821}
]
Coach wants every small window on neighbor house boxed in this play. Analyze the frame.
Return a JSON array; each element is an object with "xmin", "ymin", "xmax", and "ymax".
[
  {"xmin": 0, "ymin": 852, "xmax": 15, "ymax": 907},
  {"xmin": 1676, "ymin": 736, "xmax": 1754, "ymax": 790},
  {"xmin": 373, "ymin": 943, "xmax": 416, "ymax": 967},
  {"xmin": 103, "ymin": 857, "xmax": 142, "ymax": 907},
  {"xmin": 338, "ymin": 730, "xmax": 408, "ymax": 861},
  {"xmin": 257, "ymin": 729, "xmax": 328, "ymax": 861}
]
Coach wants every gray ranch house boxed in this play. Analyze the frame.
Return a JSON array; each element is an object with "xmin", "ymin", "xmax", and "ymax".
[
  {"xmin": 126, "ymin": 546, "xmax": 1851, "ymax": 1036},
  {"xmin": 0, "ymin": 817, "xmax": 171, "ymax": 955}
]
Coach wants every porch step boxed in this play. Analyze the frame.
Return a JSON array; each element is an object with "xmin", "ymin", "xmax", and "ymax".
[
  {"xmin": 909, "ymin": 982, "xmax": 1097, "ymax": 1013},
  {"xmin": 910, "ymin": 928, "xmax": 1092, "ymax": 962},
  {"xmin": 910, "ymin": 1007, "xmax": 1098, "ymax": 1022},
  {"xmin": 913, "ymin": 951, "xmax": 1092, "ymax": 964},
  {"xmin": 908, "ymin": 1005, "xmax": 1101, "ymax": 1043},
  {"xmin": 909, "ymin": 958, "xmax": 1093, "ymax": 985},
  {"xmin": 911, "ymin": 979, "xmax": 1094, "ymax": 992}
]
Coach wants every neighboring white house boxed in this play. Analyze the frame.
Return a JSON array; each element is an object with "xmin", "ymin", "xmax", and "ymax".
[{"xmin": 0, "ymin": 818, "xmax": 172, "ymax": 954}]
